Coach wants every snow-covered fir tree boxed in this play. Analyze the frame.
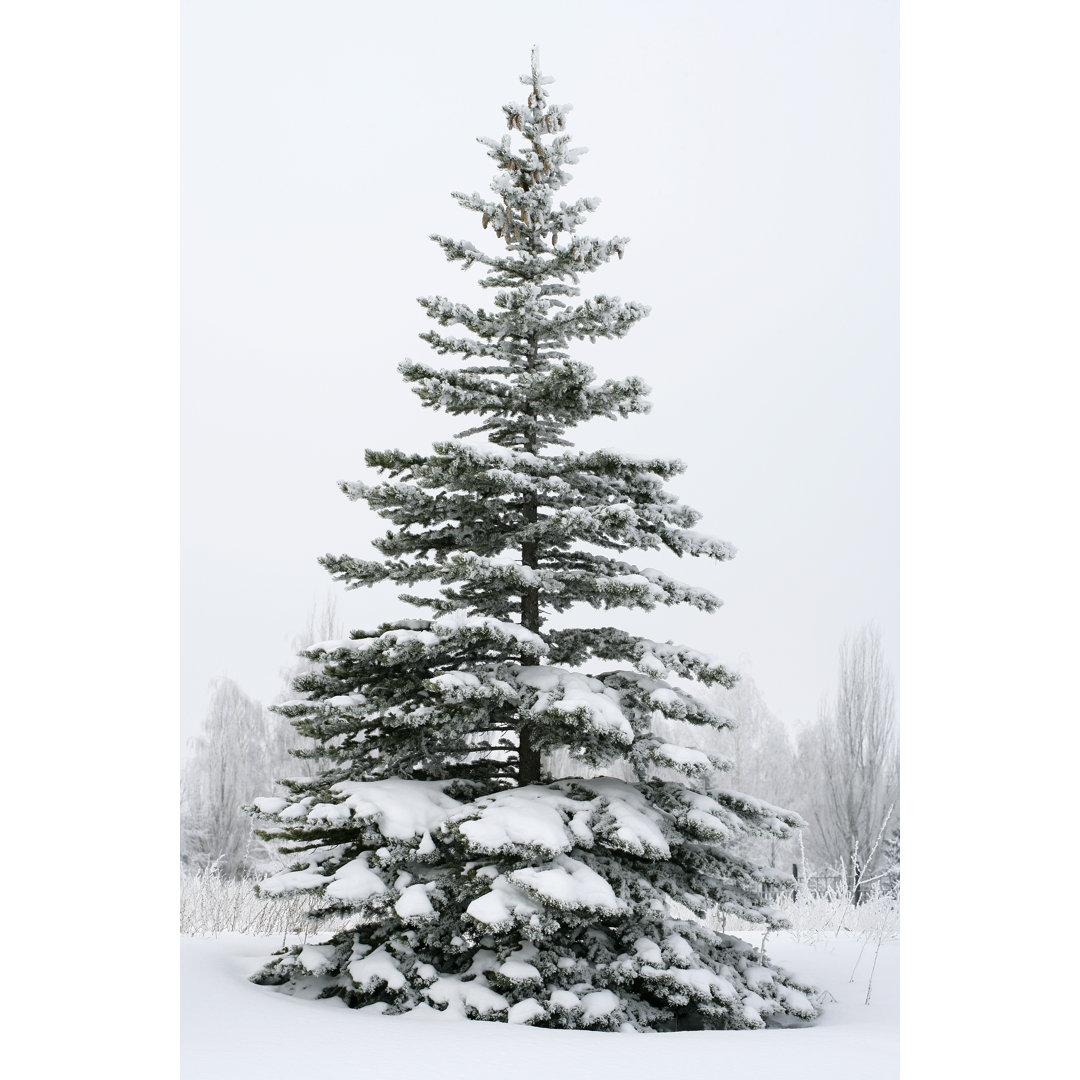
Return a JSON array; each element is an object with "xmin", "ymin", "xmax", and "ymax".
[{"xmin": 249, "ymin": 51, "xmax": 819, "ymax": 1031}]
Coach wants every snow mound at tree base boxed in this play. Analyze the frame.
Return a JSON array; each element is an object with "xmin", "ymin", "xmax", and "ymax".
[{"xmin": 183, "ymin": 932, "xmax": 897, "ymax": 1079}]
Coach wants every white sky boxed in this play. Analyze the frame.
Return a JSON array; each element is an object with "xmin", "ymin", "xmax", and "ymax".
[{"xmin": 182, "ymin": 0, "xmax": 898, "ymax": 751}]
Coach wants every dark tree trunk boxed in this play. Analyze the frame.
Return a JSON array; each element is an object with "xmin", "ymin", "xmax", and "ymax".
[
  {"xmin": 518, "ymin": 492, "xmax": 541, "ymax": 785},
  {"xmin": 517, "ymin": 341, "xmax": 543, "ymax": 788}
]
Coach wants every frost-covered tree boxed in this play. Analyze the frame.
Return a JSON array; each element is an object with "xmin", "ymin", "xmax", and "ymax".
[
  {"xmin": 277, "ymin": 593, "xmax": 343, "ymax": 699},
  {"xmin": 181, "ymin": 599, "xmax": 348, "ymax": 878},
  {"xmin": 705, "ymin": 675, "xmax": 802, "ymax": 873},
  {"xmin": 249, "ymin": 52, "xmax": 818, "ymax": 1031},
  {"xmin": 181, "ymin": 678, "xmax": 281, "ymax": 877},
  {"xmin": 709, "ymin": 675, "xmax": 798, "ymax": 810},
  {"xmin": 796, "ymin": 626, "xmax": 899, "ymax": 901},
  {"xmin": 271, "ymin": 593, "xmax": 345, "ymax": 775},
  {"xmin": 881, "ymin": 826, "xmax": 900, "ymax": 898}
]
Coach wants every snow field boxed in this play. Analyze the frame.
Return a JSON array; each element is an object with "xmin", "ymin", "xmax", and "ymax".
[{"xmin": 181, "ymin": 929, "xmax": 897, "ymax": 1080}]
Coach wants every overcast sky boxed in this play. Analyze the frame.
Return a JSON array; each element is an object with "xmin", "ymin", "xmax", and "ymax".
[{"xmin": 181, "ymin": 0, "xmax": 898, "ymax": 753}]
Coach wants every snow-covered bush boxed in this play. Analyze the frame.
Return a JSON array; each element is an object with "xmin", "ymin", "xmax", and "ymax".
[
  {"xmin": 715, "ymin": 882, "xmax": 898, "ymax": 943},
  {"xmin": 247, "ymin": 51, "xmax": 818, "ymax": 1032},
  {"xmin": 180, "ymin": 865, "xmax": 335, "ymax": 937}
]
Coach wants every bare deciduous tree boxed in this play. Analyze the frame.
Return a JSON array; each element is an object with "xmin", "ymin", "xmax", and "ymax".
[
  {"xmin": 797, "ymin": 625, "xmax": 898, "ymax": 900},
  {"xmin": 702, "ymin": 674, "xmax": 803, "ymax": 876},
  {"xmin": 712, "ymin": 673, "xmax": 800, "ymax": 810},
  {"xmin": 277, "ymin": 591, "xmax": 342, "ymax": 694},
  {"xmin": 180, "ymin": 677, "xmax": 280, "ymax": 877},
  {"xmin": 180, "ymin": 595, "xmax": 348, "ymax": 879}
]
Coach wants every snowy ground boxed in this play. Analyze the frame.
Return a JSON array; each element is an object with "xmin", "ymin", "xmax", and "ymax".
[{"xmin": 181, "ymin": 930, "xmax": 897, "ymax": 1079}]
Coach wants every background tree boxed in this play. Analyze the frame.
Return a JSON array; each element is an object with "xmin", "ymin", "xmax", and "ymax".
[
  {"xmin": 881, "ymin": 825, "xmax": 900, "ymax": 897},
  {"xmin": 795, "ymin": 625, "xmax": 899, "ymax": 900},
  {"xmin": 705, "ymin": 675, "xmax": 802, "ymax": 875},
  {"xmin": 180, "ymin": 596, "xmax": 345, "ymax": 878},
  {"xmin": 271, "ymin": 593, "xmax": 344, "ymax": 775},
  {"xmin": 709, "ymin": 675, "xmax": 799, "ymax": 810},
  {"xmin": 180, "ymin": 678, "xmax": 281, "ymax": 877},
  {"xmin": 248, "ymin": 51, "xmax": 818, "ymax": 1031}
]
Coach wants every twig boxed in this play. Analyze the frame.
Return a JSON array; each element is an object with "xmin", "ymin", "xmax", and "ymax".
[
  {"xmin": 848, "ymin": 937, "xmax": 869, "ymax": 982},
  {"xmin": 836, "ymin": 804, "xmax": 896, "ymax": 938},
  {"xmin": 863, "ymin": 880, "xmax": 895, "ymax": 1004},
  {"xmin": 865, "ymin": 935, "xmax": 883, "ymax": 1005},
  {"xmin": 852, "ymin": 804, "xmax": 895, "ymax": 899}
]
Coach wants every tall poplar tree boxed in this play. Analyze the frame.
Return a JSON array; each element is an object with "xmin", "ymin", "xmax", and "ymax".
[{"xmin": 249, "ymin": 51, "xmax": 819, "ymax": 1032}]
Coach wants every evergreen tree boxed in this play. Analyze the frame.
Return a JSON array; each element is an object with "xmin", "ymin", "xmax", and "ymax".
[{"xmin": 249, "ymin": 51, "xmax": 819, "ymax": 1031}]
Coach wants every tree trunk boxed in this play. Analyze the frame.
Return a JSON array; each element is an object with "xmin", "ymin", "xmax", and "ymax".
[
  {"xmin": 517, "ymin": 339, "xmax": 542, "ymax": 787},
  {"xmin": 518, "ymin": 495, "xmax": 541, "ymax": 785}
]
